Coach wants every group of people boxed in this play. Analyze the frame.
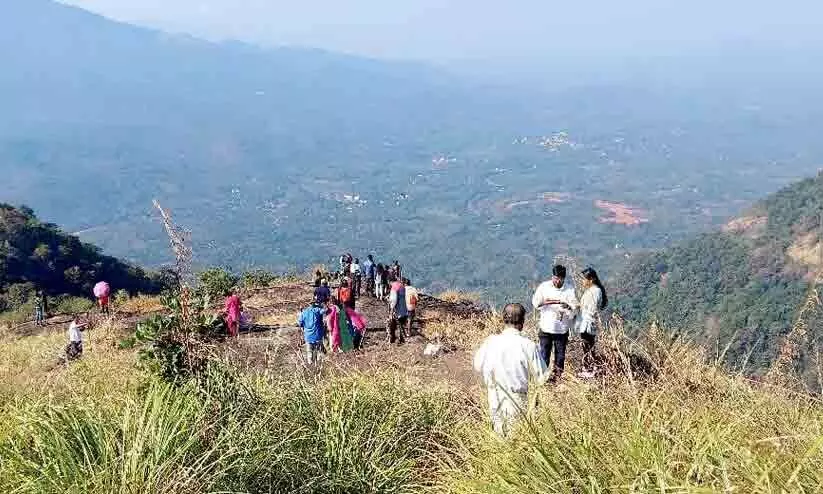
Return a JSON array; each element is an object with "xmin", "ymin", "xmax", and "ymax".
[
  {"xmin": 300, "ymin": 254, "xmax": 419, "ymax": 366},
  {"xmin": 473, "ymin": 265, "xmax": 608, "ymax": 435}
]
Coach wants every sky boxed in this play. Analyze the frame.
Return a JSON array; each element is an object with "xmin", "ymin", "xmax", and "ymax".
[{"xmin": 61, "ymin": 0, "xmax": 821, "ymax": 63}]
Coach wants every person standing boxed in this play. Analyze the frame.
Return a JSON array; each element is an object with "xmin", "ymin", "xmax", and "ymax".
[
  {"xmin": 531, "ymin": 265, "xmax": 578, "ymax": 382},
  {"xmin": 298, "ymin": 301, "xmax": 327, "ymax": 367},
  {"xmin": 224, "ymin": 289, "xmax": 242, "ymax": 337},
  {"xmin": 314, "ymin": 279, "xmax": 331, "ymax": 304},
  {"xmin": 350, "ymin": 258, "xmax": 362, "ymax": 296},
  {"xmin": 313, "ymin": 269, "xmax": 323, "ymax": 288},
  {"xmin": 362, "ymin": 255, "xmax": 375, "ymax": 296},
  {"xmin": 65, "ymin": 315, "xmax": 88, "ymax": 361},
  {"xmin": 388, "ymin": 277, "xmax": 409, "ymax": 344},
  {"xmin": 473, "ymin": 303, "xmax": 547, "ymax": 436},
  {"xmin": 337, "ymin": 279, "xmax": 355, "ymax": 310},
  {"xmin": 576, "ymin": 268, "xmax": 608, "ymax": 379},
  {"xmin": 403, "ymin": 278, "xmax": 419, "ymax": 336},
  {"xmin": 34, "ymin": 290, "xmax": 46, "ymax": 326}
]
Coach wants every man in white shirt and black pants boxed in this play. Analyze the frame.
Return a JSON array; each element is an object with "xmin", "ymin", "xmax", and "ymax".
[
  {"xmin": 531, "ymin": 265, "xmax": 579, "ymax": 383},
  {"xmin": 473, "ymin": 303, "xmax": 547, "ymax": 436}
]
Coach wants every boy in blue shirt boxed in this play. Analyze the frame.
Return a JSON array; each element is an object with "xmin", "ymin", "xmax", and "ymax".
[{"xmin": 298, "ymin": 301, "xmax": 327, "ymax": 366}]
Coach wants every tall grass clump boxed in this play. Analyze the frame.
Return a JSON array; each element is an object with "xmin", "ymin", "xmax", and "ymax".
[
  {"xmin": 0, "ymin": 365, "xmax": 469, "ymax": 494},
  {"xmin": 0, "ymin": 381, "xmax": 240, "ymax": 494},
  {"xmin": 444, "ymin": 326, "xmax": 823, "ymax": 493},
  {"xmin": 230, "ymin": 372, "xmax": 469, "ymax": 493}
]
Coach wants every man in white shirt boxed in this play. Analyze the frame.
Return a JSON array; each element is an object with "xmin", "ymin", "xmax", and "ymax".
[
  {"xmin": 66, "ymin": 315, "xmax": 87, "ymax": 361},
  {"xmin": 473, "ymin": 303, "xmax": 547, "ymax": 436},
  {"xmin": 531, "ymin": 265, "xmax": 579, "ymax": 382}
]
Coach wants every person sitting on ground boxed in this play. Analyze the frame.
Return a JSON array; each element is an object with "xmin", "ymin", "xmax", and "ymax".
[
  {"xmin": 313, "ymin": 269, "xmax": 323, "ymax": 288},
  {"xmin": 403, "ymin": 278, "xmax": 419, "ymax": 336},
  {"xmin": 224, "ymin": 289, "xmax": 242, "ymax": 338},
  {"xmin": 65, "ymin": 314, "xmax": 88, "ymax": 361},
  {"xmin": 388, "ymin": 276, "xmax": 409, "ymax": 344},
  {"xmin": 473, "ymin": 303, "xmax": 547, "ymax": 436},
  {"xmin": 531, "ymin": 264, "xmax": 579, "ymax": 383},
  {"xmin": 34, "ymin": 289, "xmax": 46, "ymax": 327},
  {"xmin": 337, "ymin": 278, "xmax": 355, "ymax": 310},
  {"xmin": 576, "ymin": 267, "xmax": 608, "ymax": 379},
  {"xmin": 298, "ymin": 301, "xmax": 327, "ymax": 367},
  {"xmin": 314, "ymin": 279, "xmax": 331, "ymax": 305}
]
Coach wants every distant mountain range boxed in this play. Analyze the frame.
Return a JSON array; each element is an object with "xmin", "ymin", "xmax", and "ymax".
[
  {"xmin": 3, "ymin": 0, "xmax": 823, "ymax": 298},
  {"xmin": 616, "ymin": 173, "xmax": 823, "ymax": 380}
]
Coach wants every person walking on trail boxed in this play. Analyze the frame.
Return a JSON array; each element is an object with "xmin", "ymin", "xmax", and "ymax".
[
  {"xmin": 363, "ymin": 255, "xmax": 375, "ymax": 296},
  {"xmin": 224, "ymin": 289, "xmax": 242, "ymax": 337},
  {"xmin": 93, "ymin": 281, "xmax": 111, "ymax": 315},
  {"xmin": 314, "ymin": 279, "xmax": 331, "ymax": 305},
  {"xmin": 65, "ymin": 315, "xmax": 88, "ymax": 361},
  {"xmin": 337, "ymin": 279, "xmax": 355, "ymax": 310},
  {"xmin": 531, "ymin": 265, "xmax": 578, "ymax": 383},
  {"xmin": 576, "ymin": 267, "xmax": 608, "ymax": 379},
  {"xmin": 34, "ymin": 290, "xmax": 46, "ymax": 326},
  {"xmin": 403, "ymin": 278, "xmax": 419, "ymax": 336},
  {"xmin": 389, "ymin": 260, "xmax": 402, "ymax": 281},
  {"xmin": 298, "ymin": 301, "xmax": 327, "ymax": 366},
  {"xmin": 327, "ymin": 298, "xmax": 357, "ymax": 352},
  {"xmin": 375, "ymin": 264, "xmax": 387, "ymax": 301},
  {"xmin": 388, "ymin": 276, "xmax": 409, "ymax": 344},
  {"xmin": 473, "ymin": 303, "xmax": 547, "ymax": 436},
  {"xmin": 313, "ymin": 269, "xmax": 323, "ymax": 288},
  {"xmin": 339, "ymin": 253, "xmax": 353, "ymax": 280},
  {"xmin": 351, "ymin": 258, "xmax": 362, "ymax": 296}
]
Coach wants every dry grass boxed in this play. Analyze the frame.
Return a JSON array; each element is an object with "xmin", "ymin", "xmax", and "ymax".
[
  {"xmin": 254, "ymin": 311, "xmax": 301, "ymax": 327},
  {"xmin": 0, "ymin": 318, "xmax": 139, "ymax": 404},
  {"xmin": 436, "ymin": 290, "xmax": 482, "ymax": 305},
  {"xmin": 116, "ymin": 294, "xmax": 165, "ymax": 315}
]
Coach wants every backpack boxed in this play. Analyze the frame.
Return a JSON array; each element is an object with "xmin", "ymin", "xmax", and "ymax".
[{"xmin": 338, "ymin": 287, "xmax": 352, "ymax": 304}]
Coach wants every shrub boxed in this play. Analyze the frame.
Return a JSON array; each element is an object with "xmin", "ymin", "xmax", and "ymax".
[
  {"xmin": 3, "ymin": 282, "xmax": 36, "ymax": 309},
  {"xmin": 240, "ymin": 269, "xmax": 279, "ymax": 288},
  {"xmin": 112, "ymin": 289, "xmax": 130, "ymax": 307},
  {"xmin": 53, "ymin": 296, "xmax": 95, "ymax": 315},
  {"xmin": 197, "ymin": 268, "xmax": 238, "ymax": 301}
]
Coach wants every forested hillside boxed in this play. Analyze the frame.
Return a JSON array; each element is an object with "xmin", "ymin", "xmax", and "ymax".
[
  {"xmin": 0, "ymin": 204, "xmax": 163, "ymax": 315},
  {"xmin": 616, "ymin": 172, "xmax": 823, "ymax": 378}
]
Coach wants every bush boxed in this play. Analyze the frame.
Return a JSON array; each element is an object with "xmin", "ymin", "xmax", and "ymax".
[
  {"xmin": 112, "ymin": 289, "xmax": 130, "ymax": 307},
  {"xmin": 53, "ymin": 296, "xmax": 95, "ymax": 315},
  {"xmin": 197, "ymin": 268, "xmax": 238, "ymax": 301},
  {"xmin": 240, "ymin": 269, "xmax": 279, "ymax": 288}
]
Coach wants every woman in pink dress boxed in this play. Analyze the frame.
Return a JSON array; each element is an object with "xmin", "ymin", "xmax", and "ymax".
[{"xmin": 224, "ymin": 290, "xmax": 242, "ymax": 337}]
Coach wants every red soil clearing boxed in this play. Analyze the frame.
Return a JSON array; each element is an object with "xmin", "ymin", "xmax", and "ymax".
[{"xmin": 595, "ymin": 200, "xmax": 649, "ymax": 226}]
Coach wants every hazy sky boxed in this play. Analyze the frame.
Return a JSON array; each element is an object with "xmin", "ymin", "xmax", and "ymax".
[{"xmin": 61, "ymin": 0, "xmax": 821, "ymax": 62}]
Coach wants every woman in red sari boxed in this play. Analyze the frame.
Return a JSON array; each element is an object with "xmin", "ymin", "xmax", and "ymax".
[{"xmin": 224, "ymin": 289, "xmax": 242, "ymax": 337}]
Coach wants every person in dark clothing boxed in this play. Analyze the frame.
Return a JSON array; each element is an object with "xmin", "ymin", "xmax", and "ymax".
[
  {"xmin": 314, "ymin": 279, "xmax": 331, "ymax": 304},
  {"xmin": 313, "ymin": 269, "xmax": 323, "ymax": 288},
  {"xmin": 34, "ymin": 290, "xmax": 46, "ymax": 326}
]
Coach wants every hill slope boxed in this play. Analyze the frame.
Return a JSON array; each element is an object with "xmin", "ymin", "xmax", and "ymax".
[
  {"xmin": 0, "ymin": 204, "xmax": 163, "ymax": 314},
  {"xmin": 615, "ymin": 172, "xmax": 823, "ymax": 376}
]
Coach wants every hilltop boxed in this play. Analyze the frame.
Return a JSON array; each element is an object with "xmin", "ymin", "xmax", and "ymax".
[
  {"xmin": 2, "ymin": 271, "xmax": 823, "ymax": 492},
  {"xmin": 615, "ymin": 171, "xmax": 823, "ymax": 381}
]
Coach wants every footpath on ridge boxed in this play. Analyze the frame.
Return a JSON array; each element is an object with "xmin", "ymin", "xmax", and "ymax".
[{"xmin": 228, "ymin": 281, "xmax": 487, "ymax": 388}]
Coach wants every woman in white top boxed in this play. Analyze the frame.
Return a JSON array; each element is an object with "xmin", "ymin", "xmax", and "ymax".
[{"xmin": 577, "ymin": 268, "xmax": 608, "ymax": 378}]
